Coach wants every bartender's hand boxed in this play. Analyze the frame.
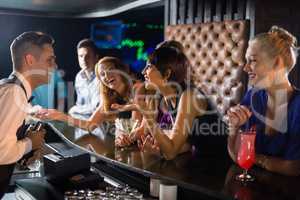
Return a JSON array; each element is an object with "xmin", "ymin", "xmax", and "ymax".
[
  {"xmin": 27, "ymin": 129, "xmax": 46, "ymax": 150},
  {"xmin": 25, "ymin": 149, "xmax": 42, "ymax": 166},
  {"xmin": 34, "ymin": 108, "xmax": 66, "ymax": 121},
  {"xmin": 226, "ymin": 104, "xmax": 252, "ymax": 129}
]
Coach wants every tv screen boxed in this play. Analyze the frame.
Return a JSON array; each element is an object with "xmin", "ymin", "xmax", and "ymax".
[
  {"xmin": 91, "ymin": 20, "xmax": 123, "ymax": 49},
  {"xmin": 91, "ymin": 20, "xmax": 163, "ymax": 73}
]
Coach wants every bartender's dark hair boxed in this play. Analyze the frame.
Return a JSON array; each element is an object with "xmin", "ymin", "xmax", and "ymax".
[{"xmin": 10, "ymin": 31, "xmax": 54, "ymax": 71}]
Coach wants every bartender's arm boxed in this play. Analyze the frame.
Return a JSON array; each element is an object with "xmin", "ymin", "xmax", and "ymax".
[{"xmin": 0, "ymin": 86, "xmax": 44, "ymax": 164}]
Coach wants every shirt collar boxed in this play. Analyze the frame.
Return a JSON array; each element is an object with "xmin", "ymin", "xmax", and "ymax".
[
  {"xmin": 13, "ymin": 71, "xmax": 32, "ymax": 99},
  {"xmin": 79, "ymin": 69, "xmax": 96, "ymax": 81}
]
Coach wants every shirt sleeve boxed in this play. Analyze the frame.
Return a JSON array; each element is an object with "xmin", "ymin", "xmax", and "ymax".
[
  {"xmin": 68, "ymin": 104, "xmax": 96, "ymax": 117},
  {"xmin": 0, "ymin": 85, "xmax": 31, "ymax": 164},
  {"xmin": 283, "ymin": 100, "xmax": 300, "ymax": 160}
]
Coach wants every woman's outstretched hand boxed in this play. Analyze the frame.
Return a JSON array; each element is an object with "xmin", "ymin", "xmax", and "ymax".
[
  {"xmin": 111, "ymin": 103, "xmax": 139, "ymax": 112},
  {"xmin": 111, "ymin": 94, "xmax": 159, "ymax": 122},
  {"xmin": 34, "ymin": 108, "xmax": 66, "ymax": 121}
]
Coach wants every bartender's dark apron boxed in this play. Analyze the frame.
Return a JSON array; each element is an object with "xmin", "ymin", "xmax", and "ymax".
[{"xmin": 0, "ymin": 74, "xmax": 31, "ymax": 198}]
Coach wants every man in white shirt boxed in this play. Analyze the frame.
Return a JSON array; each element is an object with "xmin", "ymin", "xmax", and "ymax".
[
  {"xmin": 0, "ymin": 31, "xmax": 57, "ymax": 197},
  {"xmin": 68, "ymin": 39, "xmax": 102, "ymax": 138},
  {"xmin": 69, "ymin": 39, "xmax": 100, "ymax": 118}
]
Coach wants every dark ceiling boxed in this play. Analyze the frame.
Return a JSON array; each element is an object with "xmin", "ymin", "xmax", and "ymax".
[{"xmin": 0, "ymin": 0, "xmax": 163, "ymax": 18}]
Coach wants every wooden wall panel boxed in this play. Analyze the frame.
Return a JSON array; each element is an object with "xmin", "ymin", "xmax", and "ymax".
[{"xmin": 165, "ymin": 0, "xmax": 253, "ymax": 31}]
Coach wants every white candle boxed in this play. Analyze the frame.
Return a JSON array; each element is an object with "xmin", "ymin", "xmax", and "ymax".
[{"xmin": 159, "ymin": 182, "xmax": 177, "ymax": 200}]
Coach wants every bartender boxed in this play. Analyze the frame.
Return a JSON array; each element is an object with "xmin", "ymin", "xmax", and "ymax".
[{"xmin": 0, "ymin": 31, "xmax": 57, "ymax": 198}]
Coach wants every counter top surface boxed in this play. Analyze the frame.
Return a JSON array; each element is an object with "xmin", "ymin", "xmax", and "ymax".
[{"xmin": 47, "ymin": 122, "xmax": 300, "ymax": 200}]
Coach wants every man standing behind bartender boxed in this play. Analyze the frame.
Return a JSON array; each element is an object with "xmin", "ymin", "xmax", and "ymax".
[
  {"xmin": 68, "ymin": 39, "xmax": 100, "ymax": 119},
  {"xmin": 0, "ymin": 31, "xmax": 56, "ymax": 197},
  {"xmin": 68, "ymin": 39, "xmax": 101, "ymax": 138}
]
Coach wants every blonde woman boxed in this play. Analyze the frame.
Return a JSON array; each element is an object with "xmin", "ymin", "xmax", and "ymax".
[
  {"xmin": 227, "ymin": 26, "xmax": 300, "ymax": 176},
  {"xmin": 36, "ymin": 57, "xmax": 143, "ymax": 133}
]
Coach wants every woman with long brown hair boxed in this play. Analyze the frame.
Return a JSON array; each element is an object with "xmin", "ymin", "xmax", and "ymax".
[
  {"xmin": 114, "ymin": 44, "xmax": 210, "ymax": 159},
  {"xmin": 36, "ymin": 56, "xmax": 142, "ymax": 132}
]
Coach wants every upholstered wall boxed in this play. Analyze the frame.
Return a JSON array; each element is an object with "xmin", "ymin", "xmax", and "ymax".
[
  {"xmin": 164, "ymin": 0, "xmax": 300, "ymax": 95},
  {"xmin": 165, "ymin": 20, "xmax": 249, "ymax": 115}
]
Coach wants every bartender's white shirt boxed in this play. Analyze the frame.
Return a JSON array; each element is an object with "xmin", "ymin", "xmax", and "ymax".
[{"xmin": 0, "ymin": 73, "xmax": 32, "ymax": 165}]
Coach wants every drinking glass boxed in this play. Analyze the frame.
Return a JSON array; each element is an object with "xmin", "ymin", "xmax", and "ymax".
[{"xmin": 236, "ymin": 129, "xmax": 256, "ymax": 182}]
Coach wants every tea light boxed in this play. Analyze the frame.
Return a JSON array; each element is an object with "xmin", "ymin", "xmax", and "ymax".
[
  {"xmin": 159, "ymin": 182, "xmax": 177, "ymax": 200},
  {"xmin": 150, "ymin": 178, "xmax": 161, "ymax": 197}
]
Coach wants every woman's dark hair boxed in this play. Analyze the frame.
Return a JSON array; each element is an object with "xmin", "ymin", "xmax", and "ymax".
[
  {"xmin": 156, "ymin": 40, "xmax": 185, "ymax": 53},
  {"xmin": 148, "ymin": 46, "xmax": 190, "ymax": 90}
]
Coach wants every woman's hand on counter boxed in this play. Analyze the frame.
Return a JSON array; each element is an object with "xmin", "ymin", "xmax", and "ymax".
[
  {"xmin": 138, "ymin": 134, "xmax": 161, "ymax": 155},
  {"xmin": 115, "ymin": 132, "xmax": 134, "ymax": 147}
]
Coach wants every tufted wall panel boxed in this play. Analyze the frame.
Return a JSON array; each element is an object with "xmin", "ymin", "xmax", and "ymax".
[{"xmin": 165, "ymin": 20, "xmax": 250, "ymax": 116}]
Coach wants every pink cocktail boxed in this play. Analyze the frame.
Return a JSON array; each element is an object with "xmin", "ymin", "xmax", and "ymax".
[{"xmin": 236, "ymin": 128, "xmax": 256, "ymax": 182}]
